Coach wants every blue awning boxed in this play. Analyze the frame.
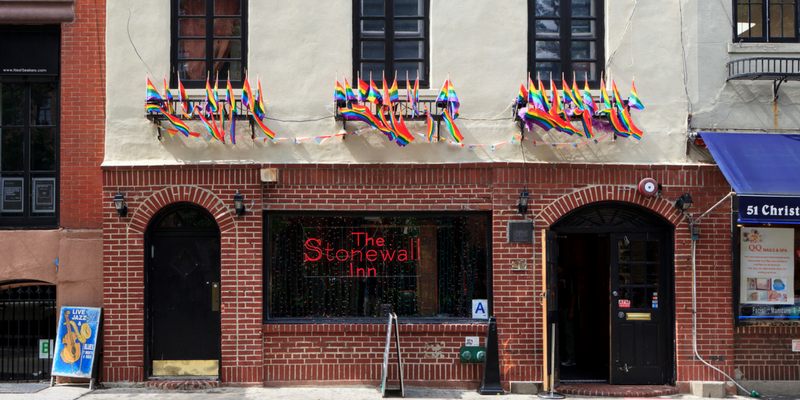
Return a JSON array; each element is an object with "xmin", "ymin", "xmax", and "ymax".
[
  {"xmin": 702, "ymin": 132, "xmax": 800, "ymax": 223},
  {"xmin": 701, "ymin": 132, "xmax": 800, "ymax": 196}
]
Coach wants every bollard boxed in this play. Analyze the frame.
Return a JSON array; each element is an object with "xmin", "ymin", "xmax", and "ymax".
[{"xmin": 478, "ymin": 316, "xmax": 504, "ymax": 395}]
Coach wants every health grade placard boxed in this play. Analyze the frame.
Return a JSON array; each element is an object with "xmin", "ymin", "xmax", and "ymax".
[
  {"xmin": 740, "ymin": 227, "xmax": 794, "ymax": 305},
  {"xmin": 51, "ymin": 306, "xmax": 102, "ymax": 379}
]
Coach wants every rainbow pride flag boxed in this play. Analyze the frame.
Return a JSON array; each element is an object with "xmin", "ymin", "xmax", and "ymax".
[
  {"xmin": 358, "ymin": 78, "xmax": 368, "ymax": 102},
  {"xmin": 447, "ymin": 79, "xmax": 459, "ymax": 117},
  {"xmin": 378, "ymin": 110, "xmax": 397, "ymax": 141},
  {"xmin": 392, "ymin": 111, "xmax": 415, "ymax": 146},
  {"xmin": 582, "ymin": 77, "xmax": 596, "ymax": 115},
  {"xmin": 255, "ymin": 77, "xmax": 267, "ymax": 118},
  {"xmin": 334, "ymin": 80, "xmax": 347, "ymax": 102},
  {"xmin": 443, "ymin": 108, "xmax": 463, "ymax": 142},
  {"xmin": 607, "ymin": 108, "xmax": 631, "ymax": 138},
  {"xmin": 611, "ymin": 77, "xmax": 624, "ymax": 111},
  {"xmin": 425, "ymin": 106, "xmax": 435, "ymax": 141},
  {"xmin": 344, "ymin": 77, "xmax": 357, "ymax": 101},
  {"xmin": 575, "ymin": 108, "xmax": 594, "ymax": 138},
  {"xmin": 197, "ymin": 107, "xmax": 223, "ymax": 142},
  {"xmin": 177, "ymin": 75, "xmax": 189, "ymax": 116},
  {"xmin": 618, "ymin": 105, "xmax": 643, "ymax": 139},
  {"xmin": 389, "ymin": 78, "xmax": 399, "ymax": 102},
  {"xmin": 437, "ymin": 78, "xmax": 448, "ymax": 102},
  {"xmin": 205, "ymin": 76, "xmax": 219, "ymax": 113},
  {"xmin": 627, "ymin": 76, "xmax": 644, "ymax": 111},
  {"xmin": 524, "ymin": 106, "xmax": 557, "ymax": 132},
  {"xmin": 599, "ymin": 77, "xmax": 612, "ymax": 113},
  {"xmin": 340, "ymin": 105, "xmax": 391, "ymax": 136},
  {"xmin": 163, "ymin": 78, "xmax": 174, "ymax": 114},
  {"xmin": 518, "ymin": 80, "xmax": 528, "ymax": 104},
  {"xmin": 226, "ymin": 76, "xmax": 237, "ymax": 144},
  {"xmin": 382, "ymin": 77, "xmax": 392, "ymax": 108},
  {"xmin": 528, "ymin": 78, "xmax": 537, "ymax": 104},
  {"xmin": 242, "ymin": 77, "xmax": 253, "ymax": 113},
  {"xmin": 146, "ymin": 77, "xmax": 162, "ymax": 102},
  {"xmin": 538, "ymin": 77, "xmax": 551, "ymax": 112},
  {"xmin": 369, "ymin": 79, "xmax": 383, "ymax": 104},
  {"xmin": 253, "ymin": 115, "xmax": 276, "ymax": 139}
]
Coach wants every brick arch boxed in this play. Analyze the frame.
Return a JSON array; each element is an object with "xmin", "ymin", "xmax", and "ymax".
[
  {"xmin": 535, "ymin": 185, "xmax": 684, "ymax": 227},
  {"xmin": 127, "ymin": 186, "xmax": 236, "ymax": 235}
]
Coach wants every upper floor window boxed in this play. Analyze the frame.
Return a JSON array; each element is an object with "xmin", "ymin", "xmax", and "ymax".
[
  {"xmin": 353, "ymin": 0, "xmax": 430, "ymax": 88},
  {"xmin": 734, "ymin": 0, "xmax": 798, "ymax": 42},
  {"xmin": 171, "ymin": 0, "xmax": 247, "ymax": 89},
  {"xmin": 528, "ymin": 0, "xmax": 604, "ymax": 88},
  {"xmin": 0, "ymin": 78, "xmax": 58, "ymax": 227}
]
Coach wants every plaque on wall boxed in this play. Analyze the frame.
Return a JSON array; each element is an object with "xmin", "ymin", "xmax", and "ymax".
[
  {"xmin": 1, "ymin": 178, "xmax": 23, "ymax": 212},
  {"xmin": 33, "ymin": 178, "xmax": 55, "ymax": 213}
]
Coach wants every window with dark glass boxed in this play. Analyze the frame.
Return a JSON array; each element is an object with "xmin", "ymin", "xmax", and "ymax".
[
  {"xmin": 734, "ymin": 0, "xmax": 798, "ymax": 42},
  {"xmin": 353, "ymin": 0, "xmax": 430, "ymax": 88},
  {"xmin": 266, "ymin": 214, "xmax": 489, "ymax": 320},
  {"xmin": 0, "ymin": 78, "xmax": 58, "ymax": 227},
  {"xmin": 171, "ymin": 0, "xmax": 247, "ymax": 89},
  {"xmin": 528, "ymin": 0, "xmax": 604, "ymax": 87}
]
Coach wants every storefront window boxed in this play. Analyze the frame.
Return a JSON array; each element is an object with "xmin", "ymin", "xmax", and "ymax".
[
  {"xmin": 736, "ymin": 225, "xmax": 800, "ymax": 322},
  {"xmin": 265, "ymin": 214, "xmax": 489, "ymax": 320}
]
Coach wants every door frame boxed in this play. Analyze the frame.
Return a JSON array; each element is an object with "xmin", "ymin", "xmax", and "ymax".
[
  {"xmin": 548, "ymin": 201, "xmax": 675, "ymax": 385},
  {"xmin": 143, "ymin": 203, "xmax": 221, "ymax": 378}
]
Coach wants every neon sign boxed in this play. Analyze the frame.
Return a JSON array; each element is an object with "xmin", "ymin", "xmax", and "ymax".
[{"xmin": 304, "ymin": 232, "xmax": 421, "ymax": 277}]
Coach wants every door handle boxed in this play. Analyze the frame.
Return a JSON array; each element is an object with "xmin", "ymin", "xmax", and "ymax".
[{"xmin": 211, "ymin": 282, "xmax": 220, "ymax": 311}]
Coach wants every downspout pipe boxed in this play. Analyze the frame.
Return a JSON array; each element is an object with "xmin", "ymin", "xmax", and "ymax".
[{"xmin": 688, "ymin": 192, "xmax": 760, "ymax": 398}]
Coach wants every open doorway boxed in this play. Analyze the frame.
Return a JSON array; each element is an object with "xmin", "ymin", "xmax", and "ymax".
[
  {"xmin": 557, "ymin": 233, "xmax": 610, "ymax": 382},
  {"xmin": 548, "ymin": 201, "xmax": 675, "ymax": 385}
]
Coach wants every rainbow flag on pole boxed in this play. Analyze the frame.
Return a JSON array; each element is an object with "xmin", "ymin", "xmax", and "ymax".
[
  {"xmin": 627, "ymin": 76, "xmax": 644, "ymax": 111},
  {"xmin": 443, "ymin": 108, "xmax": 463, "ymax": 142},
  {"xmin": 146, "ymin": 77, "xmax": 162, "ymax": 102}
]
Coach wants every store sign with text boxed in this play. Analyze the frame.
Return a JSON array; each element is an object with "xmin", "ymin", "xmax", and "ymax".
[
  {"xmin": 740, "ymin": 227, "xmax": 794, "ymax": 305},
  {"xmin": 739, "ymin": 195, "xmax": 800, "ymax": 224}
]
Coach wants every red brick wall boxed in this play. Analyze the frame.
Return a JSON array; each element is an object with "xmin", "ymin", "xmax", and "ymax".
[
  {"xmin": 734, "ymin": 326, "xmax": 800, "ymax": 380},
  {"xmin": 60, "ymin": 0, "xmax": 105, "ymax": 229},
  {"xmin": 101, "ymin": 162, "xmax": 795, "ymax": 387},
  {"xmin": 102, "ymin": 166, "xmax": 263, "ymax": 383}
]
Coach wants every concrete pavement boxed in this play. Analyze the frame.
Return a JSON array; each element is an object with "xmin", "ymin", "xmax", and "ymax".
[{"xmin": 0, "ymin": 383, "xmax": 779, "ymax": 400}]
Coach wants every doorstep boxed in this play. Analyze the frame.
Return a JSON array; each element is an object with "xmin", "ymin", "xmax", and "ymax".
[
  {"xmin": 556, "ymin": 383, "xmax": 678, "ymax": 397},
  {"xmin": 144, "ymin": 380, "xmax": 220, "ymax": 390}
]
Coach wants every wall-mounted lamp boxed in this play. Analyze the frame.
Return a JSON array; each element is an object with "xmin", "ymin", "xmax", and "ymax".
[
  {"xmin": 233, "ymin": 190, "xmax": 246, "ymax": 217},
  {"xmin": 518, "ymin": 189, "xmax": 530, "ymax": 216},
  {"xmin": 113, "ymin": 190, "xmax": 127, "ymax": 217},
  {"xmin": 675, "ymin": 193, "xmax": 693, "ymax": 213}
]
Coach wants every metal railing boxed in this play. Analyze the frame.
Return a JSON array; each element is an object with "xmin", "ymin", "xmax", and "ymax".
[{"xmin": 0, "ymin": 285, "xmax": 56, "ymax": 382}]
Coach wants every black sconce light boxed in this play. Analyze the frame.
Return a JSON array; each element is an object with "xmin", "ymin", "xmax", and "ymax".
[
  {"xmin": 113, "ymin": 190, "xmax": 127, "ymax": 217},
  {"xmin": 675, "ymin": 193, "xmax": 693, "ymax": 213},
  {"xmin": 233, "ymin": 190, "xmax": 246, "ymax": 217},
  {"xmin": 518, "ymin": 189, "xmax": 530, "ymax": 216}
]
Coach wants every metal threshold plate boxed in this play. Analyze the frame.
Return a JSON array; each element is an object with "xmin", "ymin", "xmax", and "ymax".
[{"xmin": 153, "ymin": 360, "xmax": 219, "ymax": 376}]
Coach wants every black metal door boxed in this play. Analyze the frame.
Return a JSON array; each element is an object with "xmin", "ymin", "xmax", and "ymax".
[
  {"xmin": 610, "ymin": 232, "xmax": 668, "ymax": 384},
  {"xmin": 0, "ymin": 284, "xmax": 56, "ymax": 381},
  {"xmin": 148, "ymin": 231, "xmax": 220, "ymax": 375}
]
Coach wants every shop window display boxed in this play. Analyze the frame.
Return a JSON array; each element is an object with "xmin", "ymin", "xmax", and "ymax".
[{"xmin": 265, "ymin": 214, "xmax": 488, "ymax": 320}]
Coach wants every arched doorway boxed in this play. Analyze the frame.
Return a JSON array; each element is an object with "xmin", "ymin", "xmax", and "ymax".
[
  {"xmin": 549, "ymin": 201, "xmax": 674, "ymax": 385},
  {"xmin": 145, "ymin": 204, "xmax": 220, "ymax": 378}
]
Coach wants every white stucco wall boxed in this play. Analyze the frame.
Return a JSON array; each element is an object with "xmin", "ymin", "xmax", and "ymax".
[
  {"xmin": 690, "ymin": 0, "xmax": 800, "ymax": 133},
  {"xmin": 105, "ymin": 0, "xmax": 693, "ymax": 166}
]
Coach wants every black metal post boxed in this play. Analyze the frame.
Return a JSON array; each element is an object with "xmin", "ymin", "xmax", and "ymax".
[{"xmin": 478, "ymin": 316, "xmax": 504, "ymax": 395}]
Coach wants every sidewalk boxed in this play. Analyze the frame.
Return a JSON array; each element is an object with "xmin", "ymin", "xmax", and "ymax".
[{"xmin": 0, "ymin": 384, "xmax": 770, "ymax": 400}]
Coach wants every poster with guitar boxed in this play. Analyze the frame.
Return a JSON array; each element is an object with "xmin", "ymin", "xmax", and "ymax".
[{"xmin": 51, "ymin": 306, "xmax": 102, "ymax": 379}]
